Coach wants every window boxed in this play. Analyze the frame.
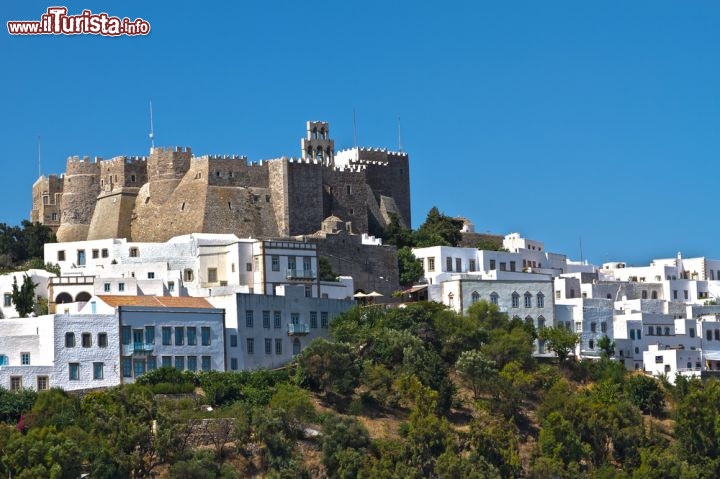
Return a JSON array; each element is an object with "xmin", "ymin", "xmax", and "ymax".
[
  {"xmin": 93, "ymin": 362, "xmax": 104, "ymax": 380},
  {"xmin": 569, "ymin": 289, "xmax": 575, "ymax": 299},
  {"xmin": 305, "ymin": 285, "xmax": 312, "ymax": 297},
  {"xmin": 446, "ymin": 257, "xmax": 453, "ymax": 272},
  {"xmin": 208, "ymin": 268, "xmax": 217, "ymax": 283},
  {"xmin": 427, "ymin": 258, "xmax": 435, "ymax": 272},
  {"xmin": 456, "ymin": 258, "xmax": 462, "ymax": 272},
  {"xmin": 630, "ymin": 329, "xmax": 636, "ymax": 340},
  {"xmin": 10, "ymin": 377, "xmax": 22, "ymax": 391},
  {"xmin": 275, "ymin": 338, "xmax": 282, "ymax": 355},
  {"xmin": 500, "ymin": 262, "xmax": 506, "ymax": 271},
  {"xmin": 537, "ymin": 293, "xmax": 544, "ymax": 308},
  {"xmin": 162, "ymin": 356, "xmax": 172, "ymax": 368},
  {"xmin": 655, "ymin": 356, "xmax": 664, "ymax": 364},
  {"xmin": 175, "ymin": 356, "xmax": 185, "ymax": 370},
  {"xmin": 648, "ymin": 326, "xmax": 655, "ymax": 336},
  {"xmin": 274, "ymin": 311, "xmax": 282, "ymax": 328},
  {"xmin": 201, "ymin": 356, "xmax": 211, "ymax": 371},
  {"xmin": 187, "ymin": 327, "xmax": 197, "ymax": 345},
  {"xmin": 664, "ymin": 327, "xmax": 670, "ymax": 336},
  {"xmin": 601, "ymin": 322, "xmax": 607, "ymax": 333},
  {"xmin": 673, "ymin": 290, "xmax": 678, "ymax": 300},
  {"xmin": 82, "ymin": 332, "xmax": 92, "ymax": 347},
  {"xmin": 184, "ymin": 269, "xmax": 194, "ymax": 282},
  {"xmin": 321, "ymin": 312, "xmax": 329, "ymax": 328},
  {"xmin": 490, "ymin": 292, "xmax": 499, "ymax": 305},
  {"xmin": 21, "ymin": 352, "xmax": 30, "ymax": 365},
  {"xmin": 92, "ymin": 249, "xmax": 99, "ymax": 259},
  {"xmin": 37, "ymin": 376, "xmax": 48, "ymax": 390},
  {"xmin": 490, "ymin": 259, "xmax": 496, "ymax": 270},
  {"xmin": 690, "ymin": 327, "xmax": 696, "ymax": 338},
  {"xmin": 537, "ymin": 316, "xmax": 546, "ymax": 330},
  {"xmin": 201, "ymin": 327, "xmax": 211, "ymax": 346},
  {"xmin": 103, "ymin": 282, "xmax": 111, "ymax": 292},
  {"xmin": 145, "ymin": 326, "xmax": 155, "ymax": 344},
  {"xmin": 146, "ymin": 272, "xmax": 155, "ymax": 279},
  {"xmin": 247, "ymin": 338, "xmax": 255, "ymax": 354},
  {"xmin": 637, "ymin": 329, "xmax": 641, "ymax": 340},
  {"xmin": 58, "ymin": 250, "xmax": 66, "ymax": 261},
  {"xmin": 0, "ymin": 355, "xmax": 7, "ymax": 366},
  {"xmin": 263, "ymin": 311, "xmax": 270, "ymax": 328},
  {"xmin": 471, "ymin": 291, "xmax": 480, "ymax": 304},
  {"xmin": 187, "ymin": 356, "xmax": 197, "ymax": 371},
  {"xmin": 70, "ymin": 363, "xmax": 80, "ymax": 380},
  {"xmin": 77, "ymin": 250, "xmax": 86, "ymax": 266},
  {"xmin": 230, "ymin": 334, "xmax": 238, "ymax": 347},
  {"xmin": 168, "ymin": 281, "xmax": 174, "ymax": 292},
  {"xmin": 263, "ymin": 338, "xmax": 272, "ymax": 355},
  {"xmin": 510, "ymin": 261, "xmax": 516, "ymax": 272},
  {"xmin": 230, "ymin": 358, "xmax": 238, "ymax": 370},
  {"xmin": 288, "ymin": 256, "xmax": 297, "ymax": 270},
  {"xmin": 588, "ymin": 340, "xmax": 594, "ymax": 350},
  {"xmin": 511, "ymin": 292, "xmax": 520, "ymax": 308},
  {"xmin": 246, "ymin": 310, "xmax": 254, "ymax": 328},
  {"xmin": 118, "ymin": 282, "xmax": 125, "ymax": 292},
  {"xmin": 101, "ymin": 248, "xmax": 109, "ymax": 258},
  {"xmin": 524, "ymin": 292, "xmax": 532, "ymax": 308},
  {"xmin": 97, "ymin": 332, "xmax": 108, "ymax": 347},
  {"xmin": 65, "ymin": 332, "xmax": 75, "ymax": 347},
  {"xmin": 448, "ymin": 292, "xmax": 454, "ymax": 308},
  {"xmin": 272, "ymin": 255, "xmax": 280, "ymax": 271},
  {"xmin": 715, "ymin": 329, "xmax": 720, "ymax": 341},
  {"xmin": 51, "ymin": 212, "xmax": 58, "ymax": 221},
  {"xmin": 469, "ymin": 259, "xmax": 476, "ymax": 272},
  {"xmin": 175, "ymin": 327, "xmax": 185, "ymax": 345},
  {"xmin": 129, "ymin": 247, "xmax": 138, "ymax": 257},
  {"xmin": 641, "ymin": 290, "xmax": 648, "ymax": 299},
  {"xmin": 3, "ymin": 293, "xmax": 10, "ymax": 307},
  {"xmin": 555, "ymin": 290, "xmax": 561, "ymax": 299},
  {"xmin": 162, "ymin": 327, "xmax": 172, "ymax": 345},
  {"xmin": 684, "ymin": 290, "xmax": 689, "ymax": 300}
]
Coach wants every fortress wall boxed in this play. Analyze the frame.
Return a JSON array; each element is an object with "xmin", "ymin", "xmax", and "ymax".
[
  {"xmin": 87, "ymin": 188, "xmax": 140, "ymax": 240},
  {"xmin": 362, "ymin": 151, "xmax": 411, "ymax": 231},
  {"xmin": 147, "ymin": 147, "xmax": 192, "ymax": 203},
  {"xmin": 198, "ymin": 156, "xmax": 269, "ymax": 188},
  {"xmin": 202, "ymin": 186, "xmax": 279, "ymax": 239},
  {"xmin": 31, "ymin": 174, "xmax": 63, "ymax": 228},
  {"xmin": 322, "ymin": 168, "xmax": 369, "ymax": 234},
  {"xmin": 99, "ymin": 156, "xmax": 148, "ymax": 191},
  {"xmin": 268, "ymin": 159, "xmax": 290, "ymax": 236},
  {"xmin": 56, "ymin": 157, "xmax": 101, "ymax": 242},
  {"xmin": 285, "ymin": 160, "xmax": 324, "ymax": 236}
]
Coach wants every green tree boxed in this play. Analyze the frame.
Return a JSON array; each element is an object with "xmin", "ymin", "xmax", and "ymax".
[
  {"xmin": 598, "ymin": 335, "xmax": 616, "ymax": 359},
  {"xmin": 397, "ymin": 246, "xmax": 424, "ymax": 287},
  {"xmin": 11, "ymin": 274, "xmax": 37, "ymax": 317},
  {"xmin": 413, "ymin": 207, "xmax": 464, "ymax": 247},
  {"xmin": 456, "ymin": 350, "xmax": 498, "ymax": 400},
  {"xmin": 538, "ymin": 327, "xmax": 579, "ymax": 363},
  {"xmin": 318, "ymin": 256, "xmax": 339, "ymax": 282},
  {"xmin": 297, "ymin": 339, "xmax": 360, "ymax": 397},
  {"xmin": 381, "ymin": 212, "xmax": 415, "ymax": 249},
  {"xmin": 624, "ymin": 375, "xmax": 664, "ymax": 416},
  {"xmin": 475, "ymin": 237, "xmax": 507, "ymax": 252},
  {"xmin": 321, "ymin": 414, "xmax": 371, "ymax": 477}
]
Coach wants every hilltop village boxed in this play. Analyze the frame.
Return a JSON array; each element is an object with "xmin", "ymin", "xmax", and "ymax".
[{"xmin": 0, "ymin": 119, "xmax": 718, "ymax": 391}]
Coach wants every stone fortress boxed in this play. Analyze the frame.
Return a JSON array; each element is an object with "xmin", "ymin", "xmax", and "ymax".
[{"xmin": 31, "ymin": 121, "xmax": 411, "ymax": 244}]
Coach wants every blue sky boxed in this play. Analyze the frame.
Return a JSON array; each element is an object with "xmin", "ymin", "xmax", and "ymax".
[{"xmin": 2, "ymin": 1, "xmax": 719, "ymax": 265}]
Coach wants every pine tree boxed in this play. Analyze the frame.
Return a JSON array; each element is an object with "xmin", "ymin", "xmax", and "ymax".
[{"xmin": 11, "ymin": 274, "xmax": 37, "ymax": 317}]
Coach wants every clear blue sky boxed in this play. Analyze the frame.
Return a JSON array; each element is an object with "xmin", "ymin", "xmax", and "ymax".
[{"xmin": 2, "ymin": 1, "xmax": 719, "ymax": 266}]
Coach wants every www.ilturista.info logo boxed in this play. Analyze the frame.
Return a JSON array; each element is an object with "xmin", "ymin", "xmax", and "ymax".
[{"xmin": 7, "ymin": 7, "xmax": 150, "ymax": 36}]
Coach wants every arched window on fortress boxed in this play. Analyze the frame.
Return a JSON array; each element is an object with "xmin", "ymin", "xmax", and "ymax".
[
  {"xmin": 316, "ymin": 146, "xmax": 323, "ymax": 160},
  {"xmin": 312, "ymin": 127, "xmax": 317, "ymax": 139},
  {"xmin": 471, "ymin": 291, "xmax": 480, "ymax": 304}
]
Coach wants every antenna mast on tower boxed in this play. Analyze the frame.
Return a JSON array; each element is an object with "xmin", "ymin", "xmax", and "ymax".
[
  {"xmin": 37, "ymin": 135, "xmax": 41, "ymax": 177},
  {"xmin": 397, "ymin": 115, "xmax": 403, "ymax": 151},
  {"xmin": 353, "ymin": 109, "xmax": 357, "ymax": 148},
  {"xmin": 149, "ymin": 100, "xmax": 155, "ymax": 149}
]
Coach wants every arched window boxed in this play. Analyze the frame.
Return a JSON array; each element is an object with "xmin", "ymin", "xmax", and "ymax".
[
  {"xmin": 312, "ymin": 127, "xmax": 317, "ymax": 139},
  {"xmin": 75, "ymin": 292, "xmax": 91, "ymax": 302},
  {"xmin": 511, "ymin": 292, "xmax": 520, "ymax": 308},
  {"xmin": 536, "ymin": 292, "xmax": 544, "ymax": 308},
  {"xmin": 490, "ymin": 292, "xmax": 499, "ymax": 305},
  {"xmin": 471, "ymin": 291, "xmax": 480, "ymax": 304},
  {"xmin": 524, "ymin": 292, "xmax": 532, "ymax": 308},
  {"xmin": 537, "ymin": 316, "xmax": 546, "ymax": 330},
  {"xmin": 184, "ymin": 269, "xmax": 194, "ymax": 282},
  {"xmin": 56, "ymin": 292, "xmax": 73, "ymax": 304},
  {"xmin": 316, "ymin": 146, "xmax": 323, "ymax": 160}
]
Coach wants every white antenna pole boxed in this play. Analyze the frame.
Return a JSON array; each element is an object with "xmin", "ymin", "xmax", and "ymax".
[
  {"xmin": 37, "ymin": 135, "xmax": 41, "ymax": 177},
  {"xmin": 397, "ymin": 115, "xmax": 402, "ymax": 151},
  {"xmin": 353, "ymin": 109, "xmax": 357, "ymax": 147},
  {"xmin": 149, "ymin": 100, "xmax": 155, "ymax": 149}
]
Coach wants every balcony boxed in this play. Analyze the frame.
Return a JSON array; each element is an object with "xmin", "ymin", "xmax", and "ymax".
[
  {"xmin": 287, "ymin": 323, "xmax": 310, "ymax": 336},
  {"xmin": 286, "ymin": 269, "xmax": 316, "ymax": 280},
  {"xmin": 123, "ymin": 342, "xmax": 154, "ymax": 355}
]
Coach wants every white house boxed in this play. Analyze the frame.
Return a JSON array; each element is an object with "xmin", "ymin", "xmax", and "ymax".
[{"xmin": 0, "ymin": 269, "xmax": 54, "ymax": 318}]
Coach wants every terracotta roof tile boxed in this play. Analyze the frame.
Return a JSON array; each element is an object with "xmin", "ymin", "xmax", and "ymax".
[{"xmin": 97, "ymin": 295, "xmax": 215, "ymax": 309}]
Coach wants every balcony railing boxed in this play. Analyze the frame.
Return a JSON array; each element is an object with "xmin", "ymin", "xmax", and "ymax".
[
  {"xmin": 287, "ymin": 323, "xmax": 310, "ymax": 335},
  {"xmin": 286, "ymin": 269, "xmax": 316, "ymax": 280},
  {"xmin": 123, "ymin": 342, "xmax": 154, "ymax": 355}
]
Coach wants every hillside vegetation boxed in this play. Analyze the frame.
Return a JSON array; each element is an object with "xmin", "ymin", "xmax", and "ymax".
[{"xmin": 1, "ymin": 301, "xmax": 719, "ymax": 478}]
